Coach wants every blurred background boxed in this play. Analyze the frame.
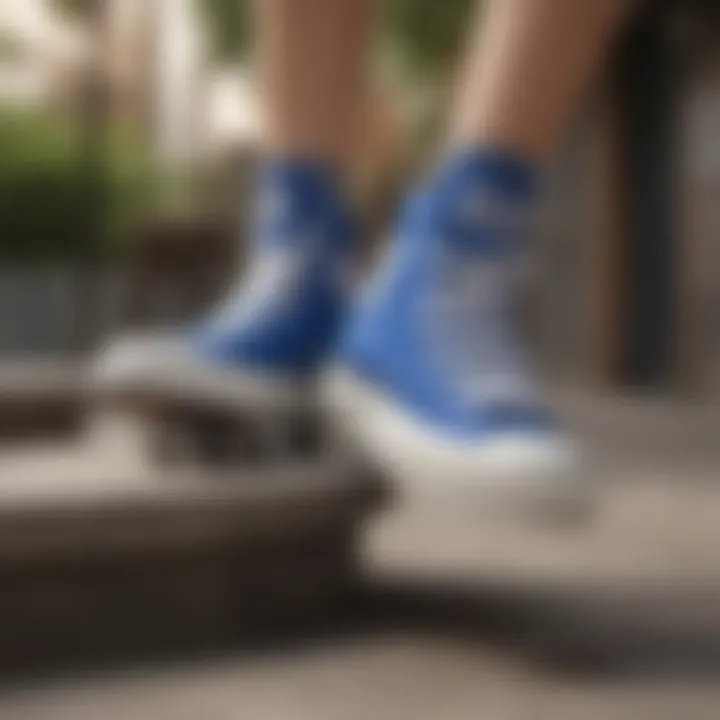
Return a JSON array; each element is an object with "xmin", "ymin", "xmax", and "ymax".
[
  {"xmin": 0, "ymin": 0, "xmax": 719, "ymax": 390},
  {"xmin": 0, "ymin": 0, "xmax": 719, "ymax": 392},
  {"xmin": 1, "ymin": 1, "xmax": 720, "ymax": 718}
]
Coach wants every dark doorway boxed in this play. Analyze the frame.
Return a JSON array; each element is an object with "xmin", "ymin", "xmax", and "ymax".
[{"xmin": 615, "ymin": 5, "xmax": 680, "ymax": 388}]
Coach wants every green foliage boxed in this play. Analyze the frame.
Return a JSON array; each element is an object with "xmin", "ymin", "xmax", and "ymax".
[
  {"xmin": 197, "ymin": 0, "xmax": 252, "ymax": 63},
  {"xmin": 54, "ymin": 0, "xmax": 100, "ymax": 19},
  {"xmin": 383, "ymin": 0, "xmax": 478, "ymax": 78},
  {"xmin": 0, "ymin": 109, "xmax": 157, "ymax": 264}
]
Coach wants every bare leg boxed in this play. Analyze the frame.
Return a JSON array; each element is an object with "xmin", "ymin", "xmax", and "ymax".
[
  {"xmin": 255, "ymin": 0, "xmax": 376, "ymax": 169},
  {"xmin": 450, "ymin": 0, "xmax": 635, "ymax": 159}
]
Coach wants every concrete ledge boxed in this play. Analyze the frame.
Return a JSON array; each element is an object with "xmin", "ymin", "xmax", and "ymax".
[
  {"xmin": 0, "ymin": 453, "xmax": 381, "ymax": 562},
  {"xmin": 0, "ymin": 443, "xmax": 383, "ymax": 674}
]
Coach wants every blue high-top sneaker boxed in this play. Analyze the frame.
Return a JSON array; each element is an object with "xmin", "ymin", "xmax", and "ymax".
[
  {"xmin": 98, "ymin": 161, "xmax": 355, "ymax": 411},
  {"xmin": 331, "ymin": 150, "xmax": 583, "ymax": 509}
]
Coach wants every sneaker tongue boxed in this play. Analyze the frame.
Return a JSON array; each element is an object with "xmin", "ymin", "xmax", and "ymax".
[
  {"xmin": 242, "ymin": 160, "xmax": 357, "ymax": 298},
  {"xmin": 423, "ymin": 188, "xmax": 531, "ymax": 261},
  {"xmin": 424, "ymin": 149, "xmax": 540, "ymax": 259},
  {"xmin": 253, "ymin": 160, "xmax": 349, "ymax": 251}
]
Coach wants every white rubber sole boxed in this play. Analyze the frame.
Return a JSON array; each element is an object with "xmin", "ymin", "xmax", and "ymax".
[
  {"xmin": 92, "ymin": 331, "xmax": 311, "ymax": 413},
  {"xmin": 325, "ymin": 368, "xmax": 591, "ymax": 520}
]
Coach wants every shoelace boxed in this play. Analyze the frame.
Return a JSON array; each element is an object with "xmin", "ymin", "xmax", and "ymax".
[{"xmin": 424, "ymin": 246, "xmax": 537, "ymax": 408}]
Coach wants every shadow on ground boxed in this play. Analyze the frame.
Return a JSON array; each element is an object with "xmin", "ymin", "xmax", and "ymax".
[{"xmin": 3, "ymin": 574, "xmax": 720, "ymax": 687}]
